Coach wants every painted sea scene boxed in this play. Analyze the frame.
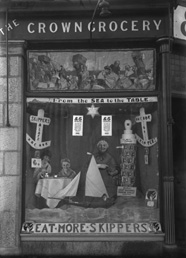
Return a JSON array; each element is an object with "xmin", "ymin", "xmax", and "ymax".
[{"xmin": 28, "ymin": 49, "xmax": 155, "ymax": 91}]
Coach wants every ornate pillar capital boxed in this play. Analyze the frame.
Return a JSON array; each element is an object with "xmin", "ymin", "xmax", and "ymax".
[{"xmin": 156, "ymin": 37, "xmax": 174, "ymax": 54}]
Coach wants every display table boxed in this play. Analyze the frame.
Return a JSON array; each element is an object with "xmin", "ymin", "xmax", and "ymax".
[{"xmin": 35, "ymin": 177, "xmax": 72, "ymax": 208}]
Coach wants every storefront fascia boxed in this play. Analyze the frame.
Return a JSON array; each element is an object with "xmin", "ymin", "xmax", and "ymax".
[{"xmin": 0, "ymin": 1, "xmax": 176, "ymax": 245}]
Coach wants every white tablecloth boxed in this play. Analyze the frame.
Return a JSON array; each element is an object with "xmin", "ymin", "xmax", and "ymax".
[{"xmin": 35, "ymin": 178, "xmax": 72, "ymax": 208}]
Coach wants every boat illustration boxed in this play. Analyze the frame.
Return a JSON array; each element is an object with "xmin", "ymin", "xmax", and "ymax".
[{"xmin": 49, "ymin": 155, "xmax": 117, "ymax": 208}]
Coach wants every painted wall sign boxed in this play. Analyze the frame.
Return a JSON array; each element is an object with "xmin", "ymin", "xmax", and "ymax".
[
  {"xmin": 174, "ymin": 5, "xmax": 186, "ymax": 40},
  {"xmin": 0, "ymin": 14, "xmax": 168, "ymax": 40},
  {"xmin": 21, "ymin": 222, "xmax": 162, "ymax": 234}
]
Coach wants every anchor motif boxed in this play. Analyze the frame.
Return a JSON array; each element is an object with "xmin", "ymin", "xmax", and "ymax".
[
  {"xmin": 26, "ymin": 109, "xmax": 51, "ymax": 149},
  {"xmin": 135, "ymin": 107, "xmax": 157, "ymax": 164}
]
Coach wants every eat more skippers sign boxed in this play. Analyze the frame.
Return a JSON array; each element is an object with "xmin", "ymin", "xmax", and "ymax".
[{"xmin": 22, "ymin": 222, "xmax": 162, "ymax": 234}]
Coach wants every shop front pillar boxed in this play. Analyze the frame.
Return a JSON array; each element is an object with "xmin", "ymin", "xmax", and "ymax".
[
  {"xmin": 157, "ymin": 37, "xmax": 176, "ymax": 246},
  {"xmin": 0, "ymin": 40, "xmax": 26, "ymax": 255}
]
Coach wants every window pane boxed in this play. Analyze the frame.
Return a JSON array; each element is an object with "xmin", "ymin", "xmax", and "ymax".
[
  {"xmin": 25, "ymin": 97, "xmax": 159, "ymax": 228},
  {"xmin": 28, "ymin": 50, "xmax": 155, "ymax": 92},
  {"xmin": 171, "ymin": 53, "xmax": 186, "ymax": 96}
]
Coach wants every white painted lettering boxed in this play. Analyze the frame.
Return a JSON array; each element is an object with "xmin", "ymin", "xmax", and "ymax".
[
  {"xmin": 131, "ymin": 20, "xmax": 138, "ymax": 31},
  {"xmin": 120, "ymin": 21, "xmax": 128, "ymax": 31},
  {"xmin": 61, "ymin": 22, "xmax": 71, "ymax": 32},
  {"xmin": 0, "ymin": 28, "xmax": 4, "ymax": 35},
  {"xmin": 88, "ymin": 21, "xmax": 95, "ymax": 32},
  {"xmin": 12, "ymin": 19, "xmax": 19, "ymax": 27},
  {"xmin": 99, "ymin": 21, "xmax": 106, "ymax": 32},
  {"xmin": 153, "ymin": 20, "xmax": 161, "ymax": 30},
  {"xmin": 49, "ymin": 22, "xmax": 58, "ymax": 33},
  {"xmin": 38, "ymin": 23, "xmax": 46, "ymax": 33},
  {"xmin": 27, "ymin": 23, "xmax": 35, "ymax": 33},
  {"xmin": 109, "ymin": 21, "xmax": 117, "ymax": 32},
  {"xmin": 5, "ymin": 23, "xmax": 13, "ymax": 31},
  {"xmin": 143, "ymin": 20, "xmax": 150, "ymax": 31},
  {"xmin": 74, "ymin": 22, "xmax": 82, "ymax": 32}
]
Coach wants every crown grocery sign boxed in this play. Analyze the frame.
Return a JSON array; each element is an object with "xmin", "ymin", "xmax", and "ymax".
[{"xmin": 0, "ymin": 14, "xmax": 168, "ymax": 41}]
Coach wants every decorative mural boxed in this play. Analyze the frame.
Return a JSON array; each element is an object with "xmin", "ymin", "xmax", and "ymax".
[{"xmin": 28, "ymin": 50, "xmax": 155, "ymax": 91}]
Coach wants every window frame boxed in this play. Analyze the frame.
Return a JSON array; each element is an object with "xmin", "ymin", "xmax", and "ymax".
[{"xmin": 21, "ymin": 44, "xmax": 164, "ymax": 241}]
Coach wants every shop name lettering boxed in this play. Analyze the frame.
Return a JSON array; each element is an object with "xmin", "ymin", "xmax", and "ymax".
[
  {"xmin": 27, "ymin": 20, "xmax": 162, "ymax": 34},
  {"xmin": 0, "ymin": 19, "xmax": 162, "ymax": 36},
  {"xmin": 25, "ymin": 223, "xmax": 149, "ymax": 234},
  {"xmin": 0, "ymin": 19, "xmax": 19, "ymax": 35}
]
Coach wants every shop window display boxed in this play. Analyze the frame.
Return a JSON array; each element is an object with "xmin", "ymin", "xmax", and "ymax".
[
  {"xmin": 25, "ymin": 97, "xmax": 159, "ymax": 222},
  {"xmin": 23, "ymin": 49, "xmax": 160, "ymax": 235}
]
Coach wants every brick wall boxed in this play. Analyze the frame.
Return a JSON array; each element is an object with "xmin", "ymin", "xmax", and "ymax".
[{"xmin": 0, "ymin": 42, "xmax": 24, "ymax": 255}]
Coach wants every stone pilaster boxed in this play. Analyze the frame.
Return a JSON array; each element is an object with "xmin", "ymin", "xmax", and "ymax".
[{"xmin": 0, "ymin": 40, "xmax": 26, "ymax": 255}]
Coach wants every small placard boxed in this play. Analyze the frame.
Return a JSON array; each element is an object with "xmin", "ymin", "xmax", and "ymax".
[
  {"xmin": 72, "ymin": 116, "xmax": 83, "ymax": 136},
  {"xmin": 117, "ymin": 186, "xmax": 136, "ymax": 197},
  {"xmin": 145, "ymin": 189, "xmax": 158, "ymax": 208},
  {"xmin": 102, "ymin": 116, "xmax": 112, "ymax": 136},
  {"xmin": 31, "ymin": 158, "xmax": 41, "ymax": 168}
]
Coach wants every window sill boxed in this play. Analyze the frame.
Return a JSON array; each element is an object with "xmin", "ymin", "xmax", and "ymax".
[{"xmin": 20, "ymin": 232, "xmax": 165, "ymax": 242}]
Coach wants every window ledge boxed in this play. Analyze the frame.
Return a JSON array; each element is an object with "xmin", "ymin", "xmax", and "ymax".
[{"xmin": 20, "ymin": 233, "xmax": 165, "ymax": 242}]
